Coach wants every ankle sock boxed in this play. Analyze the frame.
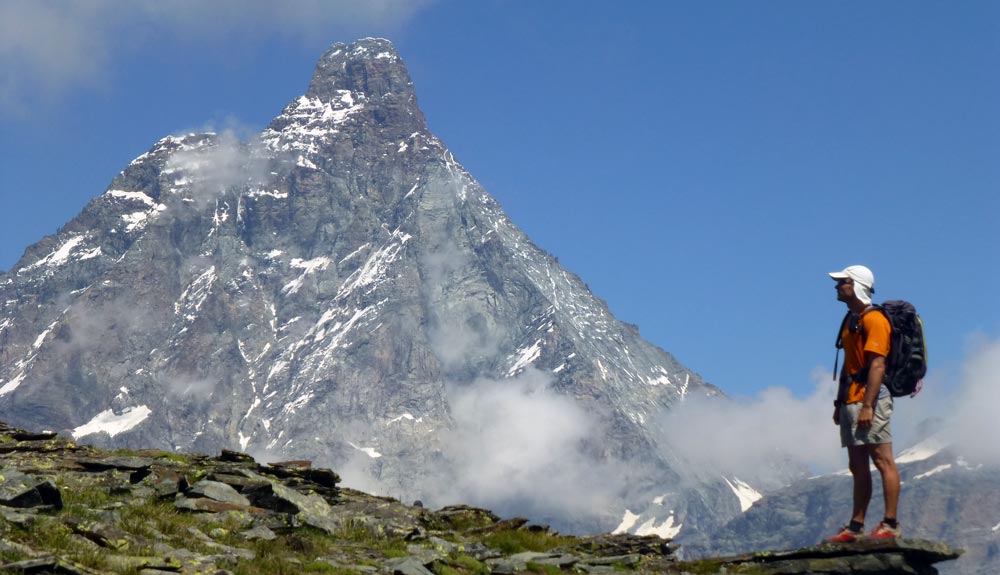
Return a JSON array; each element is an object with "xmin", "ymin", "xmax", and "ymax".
[
  {"xmin": 883, "ymin": 518, "xmax": 898, "ymax": 529},
  {"xmin": 849, "ymin": 520, "xmax": 864, "ymax": 532}
]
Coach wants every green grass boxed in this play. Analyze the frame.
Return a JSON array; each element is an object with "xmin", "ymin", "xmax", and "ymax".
[
  {"xmin": 55, "ymin": 476, "xmax": 116, "ymax": 510},
  {"xmin": 330, "ymin": 520, "xmax": 409, "ymax": 555},
  {"xmin": 676, "ymin": 558, "xmax": 769, "ymax": 575},
  {"xmin": 449, "ymin": 553, "xmax": 490, "ymax": 575},
  {"xmin": 302, "ymin": 560, "xmax": 338, "ymax": 573},
  {"xmin": 526, "ymin": 561, "xmax": 563, "ymax": 575},
  {"xmin": 153, "ymin": 451, "xmax": 192, "ymax": 464},
  {"xmin": 482, "ymin": 529, "xmax": 575, "ymax": 554},
  {"xmin": 4, "ymin": 515, "xmax": 110, "ymax": 572}
]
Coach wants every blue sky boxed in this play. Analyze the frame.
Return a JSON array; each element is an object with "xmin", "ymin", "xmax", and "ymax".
[{"xmin": 2, "ymin": 1, "xmax": 998, "ymax": 403}]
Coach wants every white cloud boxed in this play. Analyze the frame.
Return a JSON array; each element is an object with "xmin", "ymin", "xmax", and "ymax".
[
  {"xmin": 165, "ymin": 130, "xmax": 264, "ymax": 206},
  {"xmin": 0, "ymin": 1, "xmax": 112, "ymax": 114},
  {"xmin": 655, "ymin": 333, "xmax": 1000, "ymax": 483},
  {"xmin": 656, "ymin": 368, "xmax": 845, "ymax": 482},
  {"xmin": 418, "ymin": 369, "xmax": 625, "ymax": 526},
  {"xmin": 942, "ymin": 335, "xmax": 1000, "ymax": 465},
  {"xmin": 0, "ymin": 0, "xmax": 437, "ymax": 115}
]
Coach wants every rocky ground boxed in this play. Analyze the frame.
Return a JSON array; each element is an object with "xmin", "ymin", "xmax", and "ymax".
[{"xmin": 0, "ymin": 421, "xmax": 961, "ymax": 575}]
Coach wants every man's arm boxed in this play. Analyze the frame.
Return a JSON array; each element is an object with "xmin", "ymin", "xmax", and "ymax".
[
  {"xmin": 857, "ymin": 353, "xmax": 886, "ymax": 427},
  {"xmin": 833, "ymin": 364, "xmax": 849, "ymax": 425}
]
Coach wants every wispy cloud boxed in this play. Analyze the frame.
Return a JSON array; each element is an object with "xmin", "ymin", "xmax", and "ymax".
[
  {"xmin": 165, "ymin": 130, "xmax": 275, "ymax": 208},
  {"xmin": 423, "ymin": 369, "xmax": 626, "ymax": 527},
  {"xmin": 655, "ymin": 333, "xmax": 1000, "ymax": 482},
  {"xmin": 0, "ymin": 1, "xmax": 112, "ymax": 115},
  {"xmin": 0, "ymin": 0, "xmax": 436, "ymax": 115},
  {"xmin": 943, "ymin": 335, "xmax": 1000, "ymax": 465},
  {"xmin": 655, "ymin": 369, "xmax": 844, "ymax": 482}
]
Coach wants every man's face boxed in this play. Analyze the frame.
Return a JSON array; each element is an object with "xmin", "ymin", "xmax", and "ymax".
[{"xmin": 835, "ymin": 277, "xmax": 854, "ymax": 302}]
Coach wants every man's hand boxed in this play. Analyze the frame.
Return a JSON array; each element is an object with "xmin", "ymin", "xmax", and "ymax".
[
  {"xmin": 858, "ymin": 353, "xmax": 886, "ymax": 429},
  {"xmin": 858, "ymin": 405, "xmax": 874, "ymax": 427},
  {"xmin": 833, "ymin": 405, "xmax": 841, "ymax": 426}
]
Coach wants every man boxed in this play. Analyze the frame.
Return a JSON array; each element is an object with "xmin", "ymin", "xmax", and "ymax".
[{"xmin": 826, "ymin": 265, "xmax": 901, "ymax": 542}]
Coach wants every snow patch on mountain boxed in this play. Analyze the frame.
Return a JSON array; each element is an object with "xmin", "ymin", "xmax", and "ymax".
[
  {"xmin": 613, "ymin": 510, "xmax": 641, "ymax": 534},
  {"xmin": 646, "ymin": 366, "xmax": 673, "ymax": 386},
  {"xmin": 613, "ymin": 492, "xmax": 684, "ymax": 540},
  {"xmin": 336, "ymin": 230, "xmax": 411, "ymax": 300},
  {"xmin": 896, "ymin": 437, "xmax": 947, "ymax": 464},
  {"xmin": 508, "ymin": 339, "xmax": 543, "ymax": 377},
  {"xmin": 18, "ymin": 235, "xmax": 86, "ymax": 273},
  {"xmin": 913, "ymin": 464, "xmax": 952, "ymax": 480},
  {"xmin": 72, "ymin": 405, "xmax": 152, "ymax": 439},
  {"xmin": 612, "ymin": 509, "xmax": 683, "ymax": 539},
  {"xmin": 723, "ymin": 476, "xmax": 762, "ymax": 512},
  {"xmin": 282, "ymin": 257, "xmax": 333, "ymax": 295},
  {"xmin": 260, "ymin": 92, "xmax": 367, "ymax": 162},
  {"xmin": 175, "ymin": 266, "xmax": 217, "ymax": 319},
  {"xmin": 106, "ymin": 189, "xmax": 156, "ymax": 204},
  {"xmin": 388, "ymin": 414, "xmax": 422, "ymax": 425},
  {"xmin": 33, "ymin": 321, "xmax": 58, "ymax": 349},
  {"xmin": 122, "ymin": 205, "xmax": 167, "ymax": 234},
  {"xmin": 0, "ymin": 373, "xmax": 27, "ymax": 396},
  {"xmin": 349, "ymin": 442, "xmax": 382, "ymax": 458},
  {"xmin": 634, "ymin": 514, "xmax": 682, "ymax": 539}
]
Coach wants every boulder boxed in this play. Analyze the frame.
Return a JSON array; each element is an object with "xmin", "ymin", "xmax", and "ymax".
[
  {"xmin": 187, "ymin": 480, "xmax": 251, "ymax": 506},
  {"xmin": 0, "ymin": 469, "xmax": 63, "ymax": 510}
]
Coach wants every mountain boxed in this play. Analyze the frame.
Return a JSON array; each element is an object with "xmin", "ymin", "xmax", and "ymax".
[
  {"xmin": 685, "ymin": 436, "xmax": 1000, "ymax": 574},
  {"xmin": 0, "ymin": 38, "xmax": 780, "ymax": 535}
]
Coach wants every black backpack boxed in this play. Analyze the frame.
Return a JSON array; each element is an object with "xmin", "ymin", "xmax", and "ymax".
[{"xmin": 834, "ymin": 300, "xmax": 927, "ymax": 398}]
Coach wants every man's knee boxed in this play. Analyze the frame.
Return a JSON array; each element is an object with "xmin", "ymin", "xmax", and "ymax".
[
  {"xmin": 868, "ymin": 444, "xmax": 897, "ymax": 470},
  {"xmin": 847, "ymin": 447, "xmax": 870, "ymax": 474}
]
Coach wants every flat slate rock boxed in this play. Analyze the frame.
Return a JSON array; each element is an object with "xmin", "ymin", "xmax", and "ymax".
[
  {"xmin": 691, "ymin": 538, "xmax": 964, "ymax": 575},
  {"xmin": 10, "ymin": 431, "xmax": 59, "ymax": 441},
  {"xmin": 0, "ymin": 557, "xmax": 109, "ymax": 574},
  {"xmin": 0, "ymin": 470, "xmax": 63, "ymax": 509},
  {"xmin": 77, "ymin": 457, "xmax": 156, "ymax": 471},
  {"xmin": 385, "ymin": 556, "xmax": 435, "ymax": 575},
  {"xmin": 187, "ymin": 480, "xmax": 251, "ymax": 506}
]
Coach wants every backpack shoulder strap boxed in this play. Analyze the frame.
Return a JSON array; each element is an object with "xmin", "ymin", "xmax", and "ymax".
[
  {"xmin": 855, "ymin": 305, "xmax": 885, "ymax": 341},
  {"xmin": 833, "ymin": 311, "xmax": 851, "ymax": 380}
]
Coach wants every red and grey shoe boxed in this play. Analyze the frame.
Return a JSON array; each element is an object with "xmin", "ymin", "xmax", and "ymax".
[
  {"xmin": 825, "ymin": 525, "xmax": 864, "ymax": 543},
  {"xmin": 869, "ymin": 521, "xmax": 902, "ymax": 539}
]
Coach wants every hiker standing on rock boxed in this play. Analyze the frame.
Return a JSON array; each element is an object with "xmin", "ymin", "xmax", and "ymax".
[{"xmin": 826, "ymin": 265, "xmax": 902, "ymax": 542}]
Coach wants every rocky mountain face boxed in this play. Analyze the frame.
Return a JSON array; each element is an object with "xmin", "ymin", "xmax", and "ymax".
[
  {"xmin": 0, "ymin": 39, "xmax": 778, "ymax": 536},
  {"xmin": 0, "ymin": 420, "xmax": 965, "ymax": 575},
  {"xmin": 685, "ymin": 437, "xmax": 999, "ymax": 575}
]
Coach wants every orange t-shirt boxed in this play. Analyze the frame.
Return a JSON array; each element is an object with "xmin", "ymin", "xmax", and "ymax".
[{"xmin": 840, "ymin": 309, "xmax": 891, "ymax": 404}]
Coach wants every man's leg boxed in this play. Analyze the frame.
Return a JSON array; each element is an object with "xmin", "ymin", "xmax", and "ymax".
[
  {"xmin": 869, "ymin": 443, "xmax": 900, "ymax": 520},
  {"xmin": 847, "ymin": 445, "xmax": 872, "ymax": 524}
]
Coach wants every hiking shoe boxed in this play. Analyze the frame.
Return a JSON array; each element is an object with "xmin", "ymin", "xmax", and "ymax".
[
  {"xmin": 869, "ymin": 522, "xmax": 902, "ymax": 539},
  {"xmin": 825, "ymin": 525, "xmax": 864, "ymax": 543}
]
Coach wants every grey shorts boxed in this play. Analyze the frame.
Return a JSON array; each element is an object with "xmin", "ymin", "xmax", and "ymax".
[{"xmin": 840, "ymin": 395, "xmax": 893, "ymax": 447}]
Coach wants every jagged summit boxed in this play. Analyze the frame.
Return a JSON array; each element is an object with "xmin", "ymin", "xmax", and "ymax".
[
  {"xmin": 307, "ymin": 39, "xmax": 414, "ymax": 100},
  {"xmin": 0, "ymin": 38, "xmax": 744, "ymax": 537}
]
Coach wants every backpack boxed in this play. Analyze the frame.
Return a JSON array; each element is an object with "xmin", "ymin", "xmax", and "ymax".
[{"xmin": 834, "ymin": 300, "xmax": 927, "ymax": 398}]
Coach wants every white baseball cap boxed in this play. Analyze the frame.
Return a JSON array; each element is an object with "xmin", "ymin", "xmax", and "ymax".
[{"xmin": 829, "ymin": 265, "xmax": 875, "ymax": 304}]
